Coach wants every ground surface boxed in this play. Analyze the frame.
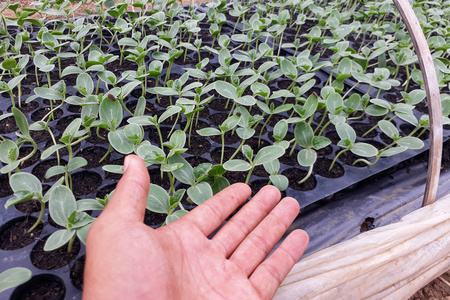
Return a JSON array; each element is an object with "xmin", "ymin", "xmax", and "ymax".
[{"xmin": 1, "ymin": 1, "xmax": 449, "ymax": 298}]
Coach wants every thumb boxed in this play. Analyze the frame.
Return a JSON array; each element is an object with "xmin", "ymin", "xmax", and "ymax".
[{"xmin": 101, "ymin": 155, "xmax": 150, "ymax": 223}]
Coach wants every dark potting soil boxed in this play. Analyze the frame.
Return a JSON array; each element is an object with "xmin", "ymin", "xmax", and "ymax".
[
  {"xmin": 144, "ymin": 210, "xmax": 166, "ymax": 226},
  {"xmin": 148, "ymin": 168, "xmax": 172, "ymax": 190},
  {"xmin": 71, "ymin": 171, "xmax": 103, "ymax": 197},
  {"xmin": 0, "ymin": 216, "xmax": 43, "ymax": 250},
  {"xmin": 106, "ymin": 59, "xmax": 138, "ymax": 74},
  {"xmin": 252, "ymin": 165, "xmax": 269, "ymax": 178},
  {"xmin": 14, "ymin": 199, "xmax": 43, "ymax": 214},
  {"xmin": 77, "ymin": 146, "xmax": 111, "ymax": 168},
  {"xmin": 185, "ymin": 156, "xmax": 210, "ymax": 167},
  {"xmin": 18, "ymin": 147, "xmax": 41, "ymax": 168},
  {"xmin": 184, "ymin": 136, "xmax": 211, "ymax": 155},
  {"xmin": 30, "ymin": 107, "xmax": 63, "ymax": 122},
  {"xmin": 279, "ymin": 149, "xmax": 300, "ymax": 166},
  {"xmin": 86, "ymin": 127, "xmax": 109, "ymax": 144},
  {"xmin": 313, "ymin": 157, "xmax": 345, "ymax": 178},
  {"xmin": 1, "ymin": 87, "xmax": 32, "ymax": 99},
  {"xmin": 31, "ymin": 236, "xmax": 81, "ymax": 270},
  {"xmin": 70, "ymin": 255, "xmax": 85, "ymax": 291},
  {"xmin": 223, "ymin": 170, "xmax": 247, "ymax": 185},
  {"xmin": 0, "ymin": 174, "xmax": 13, "ymax": 197},
  {"xmin": 10, "ymin": 274, "xmax": 66, "ymax": 300},
  {"xmin": 210, "ymin": 130, "xmax": 242, "ymax": 145},
  {"xmin": 282, "ymin": 168, "xmax": 317, "ymax": 191},
  {"xmin": 32, "ymin": 159, "xmax": 68, "ymax": 182},
  {"xmin": 208, "ymin": 97, "xmax": 230, "ymax": 111},
  {"xmin": 352, "ymin": 122, "xmax": 378, "ymax": 138},
  {"xmin": 6, "ymin": 101, "xmax": 39, "ymax": 114},
  {"xmin": 29, "ymin": 129, "xmax": 52, "ymax": 144},
  {"xmin": 0, "ymin": 116, "xmax": 19, "ymax": 133},
  {"xmin": 96, "ymin": 183, "xmax": 116, "ymax": 199},
  {"xmin": 338, "ymin": 150, "xmax": 366, "ymax": 168},
  {"xmin": 210, "ymin": 146, "xmax": 244, "ymax": 164}
]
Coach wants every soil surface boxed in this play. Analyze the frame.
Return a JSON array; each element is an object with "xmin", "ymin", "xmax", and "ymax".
[{"xmin": 0, "ymin": 217, "xmax": 43, "ymax": 250}]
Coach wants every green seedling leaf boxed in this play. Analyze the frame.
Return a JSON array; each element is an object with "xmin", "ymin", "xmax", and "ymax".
[
  {"xmin": 108, "ymin": 130, "xmax": 135, "ymax": 154},
  {"xmin": 170, "ymin": 130, "xmax": 186, "ymax": 149},
  {"xmin": 0, "ymin": 267, "xmax": 32, "ymax": 293},
  {"xmin": 280, "ymin": 59, "xmax": 298, "ymax": 79},
  {"xmin": 7, "ymin": 75, "xmax": 27, "ymax": 90},
  {"xmin": 12, "ymin": 108, "xmax": 29, "ymax": 137},
  {"xmin": 193, "ymin": 163, "xmax": 212, "ymax": 180},
  {"xmin": 67, "ymin": 211, "xmax": 94, "ymax": 229},
  {"xmin": 77, "ymin": 223, "xmax": 92, "ymax": 245},
  {"xmin": 10, "ymin": 172, "xmax": 42, "ymax": 194},
  {"xmin": 0, "ymin": 140, "xmax": 19, "ymax": 163},
  {"xmin": 135, "ymin": 97, "xmax": 146, "ymax": 117},
  {"xmin": 67, "ymin": 157, "xmax": 88, "ymax": 172},
  {"xmin": 223, "ymin": 159, "xmax": 252, "ymax": 171},
  {"xmin": 102, "ymin": 165, "xmax": 124, "ymax": 174},
  {"xmin": 336, "ymin": 123, "xmax": 356, "ymax": 144},
  {"xmin": 397, "ymin": 137, "xmax": 424, "ymax": 150},
  {"xmin": 60, "ymin": 118, "xmax": 82, "ymax": 144},
  {"xmin": 215, "ymin": 81, "xmax": 237, "ymax": 99},
  {"xmin": 41, "ymin": 144, "xmax": 65, "ymax": 160},
  {"xmin": 4, "ymin": 191, "xmax": 34, "ymax": 208},
  {"xmin": 49, "ymin": 185, "xmax": 77, "ymax": 227},
  {"xmin": 187, "ymin": 182, "xmax": 213, "ymax": 205},
  {"xmin": 269, "ymin": 175, "xmax": 289, "ymax": 191},
  {"xmin": 254, "ymin": 146, "xmax": 285, "ymax": 165},
  {"xmin": 235, "ymin": 95, "xmax": 256, "ymax": 106},
  {"xmin": 44, "ymin": 229, "xmax": 75, "ymax": 251},
  {"xmin": 124, "ymin": 123, "xmax": 144, "ymax": 144},
  {"xmin": 312, "ymin": 136, "xmax": 331, "ymax": 150},
  {"xmin": 168, "ymin": 154, "xmax": 195, "ymax": 185},
  {"xmin": 1, "ymin": 58, "xmax": 17, "ymax": 71},
  {"xmin": 273, "ymin": 120, "xmax": 288, "ymax": 141},
  {"xmin": 351, "ymin": 143, "xmax": 378, "ymax": 157},
  {"xmin": 34, "ymin": 87, "xmax": 63, "ymax": 101},
  {"xmin": 380, "ymin": 146, "xmax": 408, "ymax": 157},
  {"xmin": 297, "ymin": 149, "xmax": 317, "ymax": 167},
  {"xmin": 77, "ymin": 199, "xmax": 106, "ymax": 211},
  {"xmin": 76, "ymin": 73, "xmax": 94, "ymax": 96},
  {"xmin": 45, "ymin": 165, "xmax": 66, "ymax": 179},
  {"xmin": 121, "ymin": 81, "xmax": 141, "ymax": 98},
  {"xmin": 166, "ymin": 210, "xmax": 188, "ymax": 224},
  {"xmin": 159, "ymin": 106, "xmax": 182, "ymax": 124},
  {"xmin": 147, "ymin": 183, "xmax": 170, "ymax": 214},
  {"xmin": 294, "ymin": 122, "xmax": 314, "ymax": 148},
  {"xmin": 263, "ymin": 159, "xmax": 281, "ymax": 175},
  {"xmin": 100, "ymin": 95, "xmax": 123, "ymax": 131},
  {"xmin": 378, "ymin": 120, "xmax": 399, "ymax": 139}
]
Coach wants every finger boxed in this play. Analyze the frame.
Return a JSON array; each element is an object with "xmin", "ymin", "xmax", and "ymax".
[
  {"xmin": 100, "ymin": 155, "xmax": 150, "ymax": 223},
  {"xmin": 179, "ymin": 183, "xmax": 251, "ymax": 237},
  {"xmin": 212, "ymin": 185, "xmax": 281, "ymax": 258},
  {"xmin": 250, "ymin": 230, "xmax": 309, "ymax": 299},
  {"xmin": 229, "ymin": 197, "xmax": 300, "ymax": 276}
]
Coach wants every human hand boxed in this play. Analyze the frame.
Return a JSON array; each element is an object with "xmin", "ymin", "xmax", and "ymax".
[{"xmin": 83, "ymin": 155, "xmax": 309, "ymax": 300}]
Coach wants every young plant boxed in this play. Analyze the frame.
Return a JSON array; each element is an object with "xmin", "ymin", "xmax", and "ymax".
[
  {"xmin": 5, "ymin": 174, "xmax": 63, "ymax": 233},
  {"xmin": 46, "ymin": 185, "xmax": 94, "ymax": 252},
  {"xmin": 223, "ymin": 145, "xmax": 285, "ymax": 184}
]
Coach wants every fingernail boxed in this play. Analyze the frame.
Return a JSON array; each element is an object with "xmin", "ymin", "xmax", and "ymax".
[{"xmin": 124, "ymin": 155, "xmax": 130, "ymax": 172}]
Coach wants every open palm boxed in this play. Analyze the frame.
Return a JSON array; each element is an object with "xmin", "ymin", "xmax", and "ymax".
[{"xmin": 83, "ymin": 155, "xmax": 308, "ymax": 300}]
